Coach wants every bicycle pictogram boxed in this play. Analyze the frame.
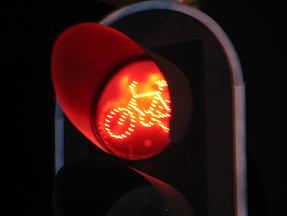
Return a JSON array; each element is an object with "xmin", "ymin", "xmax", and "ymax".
[{"xmin": 104, "ymin": 80, "xmax": 171, "ymax": 140}]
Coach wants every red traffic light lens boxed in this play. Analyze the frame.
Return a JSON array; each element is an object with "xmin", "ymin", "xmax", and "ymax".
[{"xmin": 94, "ymin": 59, "xmax": 171, "ymax": 160}]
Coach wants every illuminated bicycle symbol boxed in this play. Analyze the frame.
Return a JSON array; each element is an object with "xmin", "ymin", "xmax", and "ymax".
[{"xmin": 104, "ymin": 80, "xmax": 171, "ymax": 140}]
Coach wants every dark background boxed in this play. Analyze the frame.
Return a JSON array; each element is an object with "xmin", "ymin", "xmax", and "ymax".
[{"xmin": 1, "ymin": 1, "xmax": 281, "ymax": 215}]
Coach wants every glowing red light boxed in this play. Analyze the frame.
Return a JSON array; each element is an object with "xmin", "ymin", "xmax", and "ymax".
[{"xmin": 94, "ymin": 60, "xmax": 171, "ymax": 160}]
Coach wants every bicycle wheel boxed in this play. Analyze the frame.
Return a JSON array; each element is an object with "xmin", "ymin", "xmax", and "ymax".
[{"xmin": 104, "ymin": 107, "xmax": 136, "ymax": 140}]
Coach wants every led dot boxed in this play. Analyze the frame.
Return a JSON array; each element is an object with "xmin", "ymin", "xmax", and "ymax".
[{"xmin": 143, "ymin": 139, "xmax": 152, "ymax": 147}]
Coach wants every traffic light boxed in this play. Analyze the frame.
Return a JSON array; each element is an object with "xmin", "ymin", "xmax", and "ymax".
[{"xmin": 52, "ymin": 1, "xmax": 247, "ymax": 216}]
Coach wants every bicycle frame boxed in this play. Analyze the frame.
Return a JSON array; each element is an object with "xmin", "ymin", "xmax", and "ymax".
[{"xmin": 104, "ymin": 79, "xmax": 171, "ymax": 140}]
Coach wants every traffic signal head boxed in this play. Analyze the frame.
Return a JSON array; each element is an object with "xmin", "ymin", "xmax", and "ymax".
[
  {"xmin": 52, "ymin": 23, "xmax": 190, "ymax": 161},
  {"xmin": 52, "ymin": 1, "xmax": 247, "ymax": 216}
]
